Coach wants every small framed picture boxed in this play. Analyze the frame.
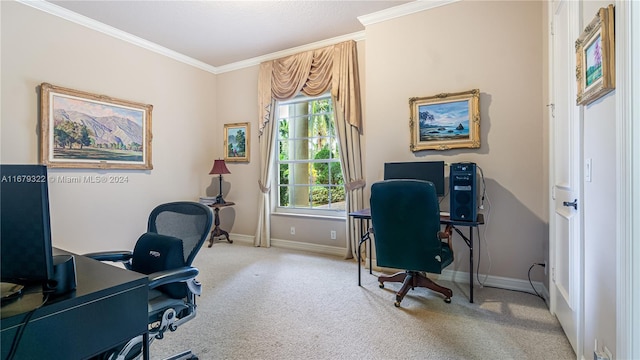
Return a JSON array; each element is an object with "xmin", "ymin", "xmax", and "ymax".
[
  {"xmin": 40, "ymin": 83, "xmax": 153, "ymax": 169},
  {"xmin": 576, "ymin": 5, "xmax": 615, "ymax": 106},
  {"xmin": 409, "ymin": 89, "xmax": 480, "ymax": 151},
  {"xmin": 224, "ymin": 122, "xmax": 250, "ymax": 162}
]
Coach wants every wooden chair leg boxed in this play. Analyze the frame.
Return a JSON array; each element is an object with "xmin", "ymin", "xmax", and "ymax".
[
  {"xmin": 378, "ymin": 271, "xmax": 407, "ymax": 288},
  {"xmin": 378, "ymin": 270, "xmax": 453, "ymax": 306},
  {"xmin": 413, "ymin": 273, "xmax": 453, "ymax": 303},
  {"xmin": 394, "ymin": 272, "xmax": 416, "ymax": 307}
]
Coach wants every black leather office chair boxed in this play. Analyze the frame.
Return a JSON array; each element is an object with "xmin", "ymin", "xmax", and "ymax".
[
  {"xmin": 370, "ymin": 179, "xmax": 454, "ymax": 307},
  {"xmin": 86, "ymin": 201, "xmax": 213, "ymax": 360}
]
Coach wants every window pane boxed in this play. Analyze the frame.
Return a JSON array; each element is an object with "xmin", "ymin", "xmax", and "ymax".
[
  {"xmin": 275, "ymin": 94, "xmax": 344, "ymax": 214},
  {"xmin": 279, "ymin": 163, "xmax": 289, "ymax": 185},
  {"xmin": 278, "ymin": 185, "xmax": 289, "ymax": 207}
]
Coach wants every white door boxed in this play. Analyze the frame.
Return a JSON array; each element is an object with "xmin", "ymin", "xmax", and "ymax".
[{"xmin": 549, "ymin": 0, "xmax": 582, "ymax": 356}]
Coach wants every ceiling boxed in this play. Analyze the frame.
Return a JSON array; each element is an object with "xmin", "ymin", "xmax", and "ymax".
[{"xmin": 41, "ymin": 1, "xmax": 415, "ymax": 72}]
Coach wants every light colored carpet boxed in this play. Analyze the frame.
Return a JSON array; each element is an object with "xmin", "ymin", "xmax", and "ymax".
[{"xmin": 151, "ymin": 242, "xmax": 575, "ymax": 360}]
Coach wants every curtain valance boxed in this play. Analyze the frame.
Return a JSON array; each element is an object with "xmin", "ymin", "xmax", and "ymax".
[{"xmin": 258, "ymin": 40, "xmax": 362, "ymax": 134}]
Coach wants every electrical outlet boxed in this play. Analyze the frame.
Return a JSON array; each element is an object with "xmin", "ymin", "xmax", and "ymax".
[
  {"xmin": 290, "ymin": 227, "xmax": 295, "ymax": 235},
  {"xmin": 330, "ymin": 230, "xmax": 336, "ymax": 240}
]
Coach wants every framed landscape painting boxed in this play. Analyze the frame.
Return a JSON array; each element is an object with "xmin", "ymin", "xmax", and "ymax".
[
  {"xmin": 40, "ymin": 83, "xmax": 153, "ymax": 169},
  {"xmin": 409, "ymin": 89, "xmax": 480, "ymax": 151},
  {"xmin": 224, "ymin": 122, "xmax": 250, "ymax": 162},
  {"xmin": 576, "ymin": 4, "xmax": 615, "ymax": 105}
]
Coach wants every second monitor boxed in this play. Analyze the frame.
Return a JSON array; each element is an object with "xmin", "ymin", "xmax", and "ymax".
[{"xmin": 383, "ymin": 161, "xmax": 445, "ymax": 197}]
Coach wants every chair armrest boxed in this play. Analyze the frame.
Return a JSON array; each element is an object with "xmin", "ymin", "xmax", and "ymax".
[
  {"xmin": 147, "ymin": 266, "xmax": 199, "ymax": 290},
  {"xmin": 84, "ymin": 251, "xmax": 133, "ymax": 262}
]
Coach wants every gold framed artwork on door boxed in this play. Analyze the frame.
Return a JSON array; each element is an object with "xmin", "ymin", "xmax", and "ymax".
[
  {"xmin": 409, "ymin": 89, "xmax": 480, "ymax": 151},
  {"xmin": 576, "ymin": 4, "xmax": 615, "ymax": 106}
]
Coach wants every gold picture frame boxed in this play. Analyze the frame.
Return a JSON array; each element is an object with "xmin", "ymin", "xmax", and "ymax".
[
  {"xmin": 576, "ymin": 4, "xmax": 615, "ymax": 106},
  {"xmin": 409, "ymin": 89, "xmax": 480, "ymax": 151},
  {"xmin": 224, "ymin": 122, "xmax": 250, "ymax": 162},
  {"xmin": 40, "ymin": 83, "xmax": 153, "ymax": 169}
]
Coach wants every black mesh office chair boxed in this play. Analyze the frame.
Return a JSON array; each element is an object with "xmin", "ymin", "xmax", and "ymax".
[
  {"xmin": 370, "ymin": 180, "xmax": 454, "ymax": 307},
  {"xmin": 86, "ymin": 201, "xmax": 213, "ymax": 360}
]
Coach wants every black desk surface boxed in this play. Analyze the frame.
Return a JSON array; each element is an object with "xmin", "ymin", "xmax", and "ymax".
[
  {"xmin": 349, "ymin": 208, "xmax": 485, "ymax": 226},
  {"xmin": 1, "ymin": 248, "xmax": 148, "ymax": 359}
]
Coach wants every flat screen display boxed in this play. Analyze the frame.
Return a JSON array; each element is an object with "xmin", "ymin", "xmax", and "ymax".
[
  {"xmin": 1, "ymin": 164, "xmax": 54, "ymax": 285},
  {"xmin": 383, "ymin": 161, "xmax": 445, "ymax": 196}
]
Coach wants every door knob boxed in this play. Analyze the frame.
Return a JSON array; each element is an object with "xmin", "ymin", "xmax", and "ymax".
[{"xmin": 563, "ymin": 199, "xmax": 578, "ymax": 210}]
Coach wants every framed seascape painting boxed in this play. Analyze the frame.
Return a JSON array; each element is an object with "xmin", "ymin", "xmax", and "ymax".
[
  {"xmin": 409, "ymin": 89, "xmax": 480, "ymax": 151},
  {"xmin": 576, "ymin": 4, "xmax": 615, "ymax": 106},
  {"xmin": 40, "ymin": 83, "xmax": 153, "ymax": 170},
  {"xmin": 224, "ymin": 122, "xmax": 250, "ymax": 162}
]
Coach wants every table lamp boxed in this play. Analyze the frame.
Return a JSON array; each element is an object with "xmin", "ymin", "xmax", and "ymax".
[{"xmin": 209, "ymin": 159, "xmax": 231, "ymax": 204}]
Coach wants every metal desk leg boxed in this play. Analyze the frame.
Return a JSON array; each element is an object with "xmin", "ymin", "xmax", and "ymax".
[
  {"xmin": 356, "ymin": 220, "xmax": 372, "ymax": 286},
  {"xmin": 367, "ymin": 220, "xmax": 372, "ymax": 275},
  {"xmin": 142, "ymin": 333, "xmax": 149, "ymax": 360},
  {"xmin": 469, "ymin": 227, "xmax": 474, "ymax": 303},
  {"xmin": 453, "ymin": 225, "xmax": 474, "ymax": 303},
  {"xmin": 357, "ymin": 239, "xmax": 362, "ymax": 286},
  {"xmin": 357, "ymin": 219, "xmax": 364, "ymax": 286}
]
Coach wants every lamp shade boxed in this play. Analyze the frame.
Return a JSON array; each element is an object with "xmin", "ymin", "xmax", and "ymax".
[{"xmin": 209, "ymin": 159, "xmax": 231, "ymax": 175}]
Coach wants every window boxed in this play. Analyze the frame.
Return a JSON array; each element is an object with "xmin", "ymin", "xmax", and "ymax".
[{"xmin": 274, "ymin": 94, "xmax": 345, "ymax": 215}]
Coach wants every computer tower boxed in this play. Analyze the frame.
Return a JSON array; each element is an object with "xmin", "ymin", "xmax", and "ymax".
[{"xmin": 449, "ymin": 162, "xmax": 477, "ymax": 221}]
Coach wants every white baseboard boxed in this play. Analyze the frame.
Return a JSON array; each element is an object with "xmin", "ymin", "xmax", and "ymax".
[
  {"xmin": 224, "ymin": 233, "xmax": 254, "ymax": 245},
  {"xmin": 438, "ymin": 268, "xmax": 550, "ymax": 304},
  {"xmin": 226, "ymin": 233, "xmax": 550, "ymax": 305},
  {"xmin": 369, "ymin": 261, "xmax": 549, "ymax": 306},
  {"xmin": 270, "ymin": 238, "xmax": 347, "ymax": 257},
  {"xmin": 225, "ymin": 233, "xmax": 347, "ymax": 257}
]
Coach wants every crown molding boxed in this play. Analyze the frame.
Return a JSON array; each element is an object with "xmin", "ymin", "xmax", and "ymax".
[
  {"xmin": 16, "ymin": 0, "xmax": 219, "ymax": 74},
  {"xmin": 357, "ymin": 0, "xmax": 460, "ymax": 26},
  {"xmin": 17, "ymin": 0, "xmax": 455, "ymax": 75},
  {"xmin": 215, "ymin": 31, "xmax": 366, "ymax": 74}
]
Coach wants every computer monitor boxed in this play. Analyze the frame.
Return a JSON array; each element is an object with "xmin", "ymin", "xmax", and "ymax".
[
  {"xmin": 383, "ymin": 161, "xmax": 445, "ymax": 197},
  {"xmin": 1, "ymin": 164, "xmax": 55, "ymax": 288}
]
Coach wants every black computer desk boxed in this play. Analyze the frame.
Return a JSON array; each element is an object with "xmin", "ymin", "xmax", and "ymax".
[
  {"xmin": 349, "ymin": 208, "xmax": 484, "ymax": 303},
  {"xmin": 1, "ymin": 248, "xmax": 149, "ymax": 360}
]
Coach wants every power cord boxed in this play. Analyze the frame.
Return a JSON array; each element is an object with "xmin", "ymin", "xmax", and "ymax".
[
  {"xmin": 475, "ymin": 165, "xmax": 492, "ymax": 287},
  {"xmin": 528, "ymin": 263, "xmax": 547, "ymax": 305},
  {"xmin": 6, "ymin": 292, "xmax": 50, "ymax": 360},
  {"xmin": 475, "ymin": 263, "xmax": 547, "ymax": 304},
  {"xmin": 472, "ymin": 165, "xmax": 546, "ymax": 304},
  {"xmin": 478, "ymin": 165, "xmax": 487, "ymax": 211}
]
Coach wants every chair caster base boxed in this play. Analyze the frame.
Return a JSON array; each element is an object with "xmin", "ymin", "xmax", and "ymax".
[
  {"xmin": 394, "ymin": 301, "xmax": 401, "ymax": 307},
  {"xmin": 444, "ymin": 297, "xmax": 451, "ymax": 303}
]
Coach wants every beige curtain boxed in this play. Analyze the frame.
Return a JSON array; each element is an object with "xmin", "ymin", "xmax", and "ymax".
[{"xmin": 255, "ymin": 40, "xmax": 364, "ymax": 258}]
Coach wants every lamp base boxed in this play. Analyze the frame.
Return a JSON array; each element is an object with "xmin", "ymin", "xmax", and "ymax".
[{"xmin": 215, "ymin": 174, "xmax": 226, "ymax": 204}]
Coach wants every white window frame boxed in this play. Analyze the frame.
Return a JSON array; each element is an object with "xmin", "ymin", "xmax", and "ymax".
[{"xmin": 271, "ymin": 93, "xmax": 345, "ymax": 218}]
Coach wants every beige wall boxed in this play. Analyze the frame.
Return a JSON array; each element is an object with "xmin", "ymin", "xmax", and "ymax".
[
  {"xmin": 1, "ymin": 2, "xmax": 218, "ymax": 253},
  {"xmin": 213, "ymin": 67, "xmax": 261, "ymax": 237},
  {"xmin": 1, "ymin": 1, "xmax": 548, "ymax": 282},
  {"xmin": 364, "ymin": 1, "xmax": 546, "ymax": 280}
]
